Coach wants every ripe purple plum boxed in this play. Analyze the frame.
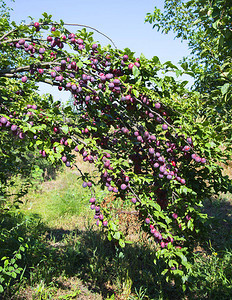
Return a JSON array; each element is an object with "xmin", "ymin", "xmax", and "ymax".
[
  {"xmin": 155, "ymin": 103, "xmax": 161, "ymax": 109},
  {"xmin": 65, "ymin": 161, "xmax": 71, "ymax": 167},
  {"xmin": 122, "ymin": 54, "xmax": 128, "ymax": 61},
  {"xmin": 201, "ymin": 158, "xmax": 206, "ymax": 164},
  {"xmin": 51, "ymin": 72, "xmax": 56, "ymax": 78},
  {"xmin": 22, "ymin": 75, "xmax": 28, "ymax": 83},
  {"xmin": 172, "ymin": 213, "xmax": 178, "ymax": 219},
  {"xmin": 159, "ymin": 166, "xmax": 166, "ymax": 173},
  {"xmin": 183, "ymin": 145, "xmax": 190, "ymax": 152},
  {"xmin": 0, "ymin": 117, "xmax": 7, "ymax": 124},
  {"xmin": 113, "ymin": 78, "xmax": 120, "ymax": 86},
  {"xmin": 131, "ymin": 197, "xmax": 137, "ymax": 204},
  {"xmin": 34, "ymin": 22, "xmax": 40, "ymax": 28},
  {"xmin": 124, "ymin": 176, "xmax": 130, "ymax": 183},
  {"xmin": 11, "ymin": 124, "xmax": 17, "ymax": 131},
  {"xmin": 162, "ymin": 124, "xmax": 168, "ymax": 130},
  {"xmin": 39, "ymin": 48, "xmax": 45, "ymax": 54},
  {"xmin": 113, "ymin": 187, "xmax": 118, "ymax": 193},
  {"xmin": 128, "ymin": 63, "xmax": 134, "ymax": 70},
  {"xmin": 187, "ymin": 137, "xmax": 193, "ymax": 144},
  {"xmin": 120, "ymin": 184, "xmax": 127, "ymax": 190},
  {"xmin": 89, "ymin": 197, "xmax": 96, "ymax": 203},
  {"xmin": 167, "ymin": 174, "xmax": 172, "ymax": 180},
  {"xmin": 95, "ymin": 206, "xmax": 100, "ymax": 213},
  {"xmin": 191, "ymin": 153, "xmax": 197, "ymax": 160},
  {"xmin": 108, "ymin": 82, "xmax": 114, "ymax": 89},
  {"xmin": 71, "ymin": 84, "xmax": 77, "ymax": 91},
  {"xmin": 137, "ymin": 135, "xmax": 143, "ymax": 142},
  {"xmin": 18, "ymin": 39, "xmax": 25, "ymax": 45},
  {"xmin": 61, "ymin": 156, "xmax": 67, "ymax": 163},
  {"xmin": 19, "ymin": 132, "xmax": 25, "ymax": 139},
  {"xmin": 103, "ymin": 220, "xmax": 108, "ymax": 227},
  {"xmin": 195, "ymin": 156, "xmax": 201, "ymax": 163},
  {"xmin": 155, "ymin": 152, "xmax": 161, "ymax": 158},
  {"xmin": 145, "ymin": 218, "xmax": 150, "ymax": 224},
  {"xmin": 180, "ymin": 178, "xmax": 186, "ymax": 185},
  {"xmin": 38, "ymin": 68, "xmax": 44, "ymax": 74},
  {"xmin": 149, "ymin": 148, "xmax": 155, "ymax": 155},
  {"xmin": 82, "ymin": 182, "xmax": 88, "ymax": 188}
]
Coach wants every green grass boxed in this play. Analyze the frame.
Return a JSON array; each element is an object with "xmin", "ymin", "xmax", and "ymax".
[
  {"xmin": 1, "ymin": 165, "xmax": 232, "ymax": 299},
  {"xmin": 190, "ymin": 250, "xmax": 232, "ymax": 299},
  {"xmin": 22, "ymin": 167, "xmax": 105, "ymax": 228}
]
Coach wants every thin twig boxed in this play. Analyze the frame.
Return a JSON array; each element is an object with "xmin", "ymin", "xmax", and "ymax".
[
  {"xmin": 62, "ymin": 22, "xmax": 117, "ymax": 49},
  {"xmin": 0, "ymin": 21, "xmax": 117, "ymax": 49}
]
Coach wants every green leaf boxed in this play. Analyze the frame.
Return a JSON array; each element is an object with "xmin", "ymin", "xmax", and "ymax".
[
  {"xmin": 109, "ymin": 222, "xmax": 117, "ymax": 231},
  {"xmin": 192, "ymin": 18, "xmax": 201, "ymax": 25},
  {"xmin": 4, "ymin": 260, "xmax": 9, "ymax": 268},
  {"xmin": 164, "ymin": 61, "xmax": 178, "ymax": 70},
  {"xmin": 221, "ymin": 83, "xmax": 230, "ymax": 95},
  {"xmin": 76, "ymin": 61, "xmax": 83, "ymax": 68},
  {"xmin": 212, "ymin": 20, "xmax": 219, "ymax": 29},
  {"xmin": 161, "ymin": 268, "xmax": 168, "ymax": 276},
  {"xmin": 61, "ymin": 125, "xmax": 69, "ymax": 134},
  {"xmin": 132, "ymin": 89, "xmax": 139, "ymax": 98},
  {"xmin": 218, "ymin": 35, "xmax": 224, "ymax": 47},
  {"xmin": 36, "ymin": 140, "xmax": 42, "ymax": 146},
  {"xmin": 11, "ymin": 272, "xmax": 17, "ymax": 279},
  {"xmin": 119, "ymin": 239, "xmax": 125, "ymax": 247},
  {"xmin": 132, "ymin": 65, "xmax": 140, "ymax": 78},
  {"xmin": 152, "ymin": 56, "xmax": 160, "ymax": 65},
  {"xmin": 181, "ymin": 62, "xmax": 188, "ymax": 71},
  {"xmin": 52, "ymin": 30, "xmax": 61, "ymax": 37},
  {"xmin": 107, "ymin": 232, "xmax": 112, "ymax": 241},
  {"xmin": 1, "ymin": 256, "xmax": 7, "ymax": 261},
  {"xmin": 19, "ymin": 246, "xmax": 25, "ymax": 252},
  {"xmin": 175, "ymin": 69, "xmax": 182, "ymax": 77},
  {"xmin": 56, "ymin": 145, "xmax": 64, "ymax": 153},
  {"xmin": 113, "ymin": 232, "xmax": 120, "ymax": 240}
]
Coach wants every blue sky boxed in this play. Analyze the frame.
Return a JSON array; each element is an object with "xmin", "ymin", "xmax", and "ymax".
[{"xmin": 6, "ymin": 0, "xmax": 192, "ymax": 102}]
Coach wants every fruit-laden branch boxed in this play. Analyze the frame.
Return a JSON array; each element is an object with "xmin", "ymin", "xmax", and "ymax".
[{"xmin": 0, "ymin": 22, "xmax": 117, "ymax": 48}]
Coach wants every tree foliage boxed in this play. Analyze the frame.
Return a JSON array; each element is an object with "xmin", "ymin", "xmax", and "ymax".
[
  {"xmin": 146, "ymin": 0, "xmax": 232, "ymax": 90},
  {"xmin": 146, "ymin": 0, "xmax": 232, "ymax": 141}
]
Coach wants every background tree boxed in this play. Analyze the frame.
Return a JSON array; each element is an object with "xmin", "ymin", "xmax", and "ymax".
[{"xmin": 146, "ymin": 0, "xmax": 232, "ymax": 148}]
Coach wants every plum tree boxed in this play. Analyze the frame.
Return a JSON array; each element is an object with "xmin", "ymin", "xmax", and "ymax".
[{"xmin": 0, "ymin": 3, "xmax": 231, "ymax": 291}]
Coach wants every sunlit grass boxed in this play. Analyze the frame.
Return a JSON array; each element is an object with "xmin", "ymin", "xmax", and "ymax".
[
  {"xmin": 1, "ymin": 156, "xmax": 232, "ymax": 299},
  {"xmin": 22, "ymin": 165, "xmax": 103, "ymax": 229}
]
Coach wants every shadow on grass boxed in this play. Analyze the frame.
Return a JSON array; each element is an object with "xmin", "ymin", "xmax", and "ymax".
[
  {"xmin": 202, "ymin": 195, "xmax": 232, "ymax": 250},
  {"xmin": 1, "ymin": 212, "xmax": 183, "ymax": 300},
  {"xmin": 1, "ymin": 206, "xmax": 232, "ymax": 300}
]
